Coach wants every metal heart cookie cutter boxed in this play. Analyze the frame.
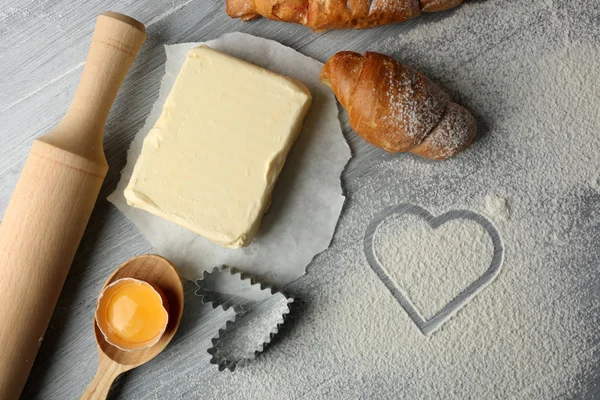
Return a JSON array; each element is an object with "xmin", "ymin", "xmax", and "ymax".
[
  {"xmin": 195, "ymin": 266, "xmax": 293, "ymax": 371},
  {"xmin": 364, "ymin": 204, "xmax": 504, "ymax": 336}
]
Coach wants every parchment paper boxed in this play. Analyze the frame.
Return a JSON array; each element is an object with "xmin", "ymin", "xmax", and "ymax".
[{"xmin": 108, "ymin": 33, "xmax": 350, "ymax": 287}]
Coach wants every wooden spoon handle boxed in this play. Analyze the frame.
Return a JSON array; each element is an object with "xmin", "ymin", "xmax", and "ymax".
[{"xmin": 81, "ymin": 357, "xmax": 123, "ymax": 400}]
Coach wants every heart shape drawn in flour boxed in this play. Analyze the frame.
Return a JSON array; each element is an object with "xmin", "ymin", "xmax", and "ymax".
[{"xmin": 364, "ymin": 204, "xmax": 504, "ymax": 336}]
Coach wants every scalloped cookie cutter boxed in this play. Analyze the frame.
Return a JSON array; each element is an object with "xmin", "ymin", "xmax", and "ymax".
[
  {"xmin": 364, "ymin": 204, "xmax": 504, "ymax": 336},
  {"xmin": 195, "ymin": 266, "xmax": 293, "ymax": 371}
]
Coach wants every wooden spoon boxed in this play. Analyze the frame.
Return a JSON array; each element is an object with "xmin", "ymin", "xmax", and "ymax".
[{"xmin": 81, "ymin": 255, "xmax": 184, "ymax": 399}]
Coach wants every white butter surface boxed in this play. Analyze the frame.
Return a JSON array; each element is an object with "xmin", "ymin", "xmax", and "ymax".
[{"xmin": 125, "ymin": 45, "xmax": 312, "ymax": 248}]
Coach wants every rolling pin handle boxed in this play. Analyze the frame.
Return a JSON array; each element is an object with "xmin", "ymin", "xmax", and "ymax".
[{"xmin": 41, "ymin": 12, "xmax": 147, "ymax": 163}]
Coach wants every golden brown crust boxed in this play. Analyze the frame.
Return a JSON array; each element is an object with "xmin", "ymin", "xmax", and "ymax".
[
  {"xmin": 419, "ymin": 0, "xmax": 463, "ymax": 13},
  {"xmin": 255, "ymin": 0, "xmax": 308, "ymax": 24},
  {"xmin": 226, "ymin": 0, "xmax": 433, "ymax": 30},
  {"xmin": 320, "ymin": 51, "xmax": 363, "ymax": 106},
  {"xmin": 320, "ymin": 51, "xmax": 476, "ymax": 160},
  {"xmin": 226, "ymin": 0, "xmax": 260, "ymax": 20},
  {"xmin": 306, "ymin": 0, "xmax": 421, "ymax": 30}
]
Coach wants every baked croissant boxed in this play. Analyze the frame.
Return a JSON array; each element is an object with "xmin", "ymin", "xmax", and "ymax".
[
  {"xmin": 320, "ymin": 51, "xmax": 476, "ymax": 160},
  {"xmin": 226, "ymin": 0, "xmax": 464, "ymax": 30}
]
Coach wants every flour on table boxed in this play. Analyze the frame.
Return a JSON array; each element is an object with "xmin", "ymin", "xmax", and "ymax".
[
  {"xmin": 373, "ymin": 213, "xmax": 493, "ymax": 319},
  {"xmin": 592, "ymin": 173, "xmax": 600, "ymax": 191},
  {"xmin": 484, "ymin": 195, "xmax": 510, "ymax": 222}
]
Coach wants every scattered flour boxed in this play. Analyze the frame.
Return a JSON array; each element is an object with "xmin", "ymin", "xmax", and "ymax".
[
  {"xmin": 373, "ymin": 213, "xmax": 493, "ymax": 319},
  {"xmin": 592, "ymin": 173, "xmax": 600, "ymax": 191},
  {"xmin": 485, "ymin": 195, "xmax": 510, "ymax": 222}
]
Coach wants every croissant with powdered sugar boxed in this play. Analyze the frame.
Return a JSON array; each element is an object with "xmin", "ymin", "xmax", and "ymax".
[
  {"xmin": 226, "ymin": 0, "xmax": 464, "ymax": 31},
  {"xmin": 320, "ymin": 51, "xmax": 476, "ymax": 160}
]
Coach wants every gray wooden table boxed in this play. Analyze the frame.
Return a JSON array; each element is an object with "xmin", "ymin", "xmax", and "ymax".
[{"xmin": 1, "ymin": 0, "xmax": 599, "ymax": 398}]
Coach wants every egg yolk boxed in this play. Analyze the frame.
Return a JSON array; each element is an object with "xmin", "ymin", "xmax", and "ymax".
[{"xmin": 97, "ymin": 279, "xmax": 168, "ymax": 350}]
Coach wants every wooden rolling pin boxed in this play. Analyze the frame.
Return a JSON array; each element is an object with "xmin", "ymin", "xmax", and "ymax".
[{"xmin": 0, "ymin": 12, "xmax": 146, "ymax": 398}]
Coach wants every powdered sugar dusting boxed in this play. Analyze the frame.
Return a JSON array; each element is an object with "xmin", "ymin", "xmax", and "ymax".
[
  {"xmin": 432, "ymin": 103, "xmax": 472, "ymax": 149},
  {"xmin": 369, "ymin": 0, "xmax": 420, "ymax": 15},
  {"xmin": 410, "ymin": 101, "xmax": 476, "ymax": 159},
  {"xmin": 378, "ymin": 59, "xmax": 449, "ymax": 150},
  {"xmin": 348, "ymin": 52, "xmax": 472, "ymax": 158}
]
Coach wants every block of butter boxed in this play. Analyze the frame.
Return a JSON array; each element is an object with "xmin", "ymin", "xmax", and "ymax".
[{"xmin": 124, "ymin": 45, "xmax": 312, "ymax": 248}]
